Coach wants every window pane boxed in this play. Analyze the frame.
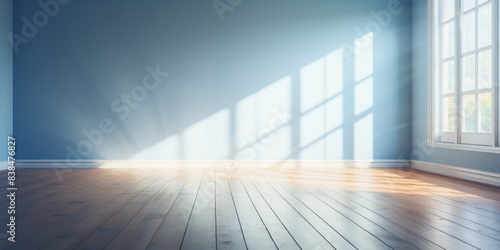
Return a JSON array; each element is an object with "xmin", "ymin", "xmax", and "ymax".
[
  {"xmin": 462, "ymin": 94, "xmax": 476, "ymax": 132},
  {"xmin": 462, "ymin": 12, "xmax": 476, "ymax": 52},
  {"xmin": 463, "ymin": 0, "xmax": 475, "ymax": 11},
  {"xmin": 443, "ymin": 0, "xmax": 455, "ymax": 21},
  {"xmin": 442, "ymin": 61, "xmax": 455, "ymax": 94},
  {"xmin": 478, "ymin": 49, "xmax": 492, "ymax": 89},
  {"xmin": 478, "ymin": 0, "xmax": 489, "ymax": 5},
  {"xmin": 462, "ymin": 54, "xmax": 475, "ymax": 91},
  {"xmin": 478, "ymin": 92, "xmax": 492, "ymax": 133},
  {"xmin": 478, "ymin": 3, "xmax": 492, "ymax": 48},
  {"xmin": 442, "ymin": 22, "xmax": 455, "ymax": 58},
  {"xmin": 442, "ymin": 97, "xmax": 455, "ymax": 132}
]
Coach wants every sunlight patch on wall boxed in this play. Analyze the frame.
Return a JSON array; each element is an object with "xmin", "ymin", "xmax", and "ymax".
[
  {"xmin": 300, "ymin": 48, "xmax": 344, "ymax": 112},
  {"xmin": 355, "ymin": 78, "xmax": 373, "ymax": 116},
  {"xmin": 128, "ymin": 134, "xmax": 180, "ymax": 160},
  {"xmin": 354, "ymin": 114, "xmax": 373, "ymax": 159},
  {"xmin": 354, "ymin": 32, "xmax": 374, "ymax": 160},
  {"xmin": 326, "ymin": 95, "xmax": 344, "ymax": 131},
  {"xmin": 299, "ymin": 48, "xmax": 345, "ymax": 159},
  {"xmin": 326, "ymin": 128, "xmax": 343, "ymax": 159},
  {"xmin": 354, "ymin": 33, "xmax": 374, "ymax": 82},
  {"xmin": 326, "ymin": 49, "xmax": 344, "ymax": 97},
  {"xmin": 301, "ymin": 57, "xmax": 326, "ymax": 112},
  {"xmin": 235, "ymin": 76, "xmax": 292, "ymax": 160},
  {"xmin": 183, "ymin": 109, "xmax": 230, "ymax": 159}
]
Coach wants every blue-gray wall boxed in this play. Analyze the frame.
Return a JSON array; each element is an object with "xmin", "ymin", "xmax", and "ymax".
[
  {"xmin": 0, "ymin": 0, "xmax": 13, "ymax": 165},
  {"xmin": 412, "ymin": 0, "xmax": 500, "ymax": 174},
  {"xmin": 14, "ymin": 0, "xmax": 412, "ymax": 161}
]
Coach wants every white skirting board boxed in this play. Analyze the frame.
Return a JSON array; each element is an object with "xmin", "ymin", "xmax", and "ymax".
[
  {"xmin": 411, "ymin": 160, "xmax": 500, "ymax": 187},
  {"xmin": 13, "ymin": 160, "xmax": 410, "ymax": 169}
]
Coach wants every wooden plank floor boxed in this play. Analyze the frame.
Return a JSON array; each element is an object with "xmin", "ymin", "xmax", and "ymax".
[{"xmin": 1, "ymin": 167, "xmax": 500, "ymax": 249}]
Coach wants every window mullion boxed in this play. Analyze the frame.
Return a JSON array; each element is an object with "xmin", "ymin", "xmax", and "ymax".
[
  {"xmin": 438, "ymin": 0, "xmax": 448, "ymax": 142},
  {"xmin": 456, "ymin": 0, "xmax": 462, "ymax": 143},
  {"xmin": 475, "ymin": 2, "xmax": 480, "ymax": 134},
  {"xmin": 495, "ymin": 0, "xmax": 499, "ymax": 147}
]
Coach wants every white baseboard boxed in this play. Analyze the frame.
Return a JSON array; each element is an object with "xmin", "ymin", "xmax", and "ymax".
[
  {"xmin": 14, "ymin": 159, "xmax": 410, "ymax": 169},
  {"xmin": 0, "ymin": 161, "xmax": 6, "ymax": 171},
  {"xmin": 411, "ymin": 160, "xmax": 500, "ymax": 187}
]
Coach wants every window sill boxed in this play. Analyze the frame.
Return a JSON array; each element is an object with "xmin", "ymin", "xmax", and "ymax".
[{"xmin": 429, "ymin": 142, "xmax": 500, "ymax": 154}]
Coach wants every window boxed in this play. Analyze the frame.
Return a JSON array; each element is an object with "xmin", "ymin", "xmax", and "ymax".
[{"xmin": 430, "ymin": 0, "xmax": 499, "ymax": 150}]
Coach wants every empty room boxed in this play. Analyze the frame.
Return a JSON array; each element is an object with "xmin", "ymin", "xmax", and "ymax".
[{"xmin": 1, "ymin": 0, "xmax": 500, "ymax": 249}]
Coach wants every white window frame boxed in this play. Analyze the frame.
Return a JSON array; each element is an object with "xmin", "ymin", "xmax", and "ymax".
[{"xmin": 429, "ymin": 0, "xmax": 500, "ymax": 153}]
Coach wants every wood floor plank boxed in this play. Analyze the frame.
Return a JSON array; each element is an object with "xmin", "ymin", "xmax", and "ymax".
[
  {"xmin": 275, "ymin": 170, "xmax": 446, "ymax": 250},
  {"xmin": 340, "ymin": 177, "xmax": 500, "ymax": 248},
  {"xmin": 13, "ymin": 170, "xmax": 159, "ymax": 250},
  {"xmin": 313, "ymin": 174, "xmax": 480, "ymax": 249},
  {"xmin": 331, "ymin": 169, "xmax": 500, "ymax": 233},
  {"xmin": 262, "ymin": 175, "xmax": 357, "ymax": 249},
  {"xmin": 73, "ymin": 170, "xmax": 174, "ymax": 249},
  {"xmin": 226, "ymin": 169, "xmax": 277, "ymax": 250},
  {"xmin": 20, "ymin": 176, "xmax": 136, "ymax": 224},
  {"xmin": 18, "ymin": 169, "xmax": 126, "ymax": 215},
  {"xmin": 399, "ymin": 169, "xmax": 500, "ymax": 202},
  {"xmin": 387, "ymin": 170, "xmax": 500, "ymax": 218},
  {"xmin": 181, "ymin": 169, "xmax": 217, "ymax": 250},
  {"xmin": 28, "ymin": 171, "xmax": 157, "ymax": 250},
  {"xmin": 215, "ymin": 168, "xmax": 247, "ymax": 250},
  {"xmin": 357, "ymin": 183, "xmax": 500, "ymax": 240},
  {"xmin": 265, "ymin": 172, "xmax": 424, "ymax": 250},
  {"xmin": 257, "ymin": 169, "xmax": 392, "ymax": 250},
  {"xmin": 245, "ymin": 170, "xmax": 336, "ymax": 249},
  {"xmin": 19, "ymin": 168, "xmax": 117, "ymax": 198},
  {"xmin": 146, "ymin": 169, "xmax": 204, "ymax": 249},
  {"xmin": 348, "ymin": 185, "xmax": 500, "ymax": 249},
  {"xmin": 105, "ymin": 170, "xmax": 191, "ymax": 250},
  {"xmin": 238, "ymin": 170, "xmax": 301, "ymax": 250}
]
